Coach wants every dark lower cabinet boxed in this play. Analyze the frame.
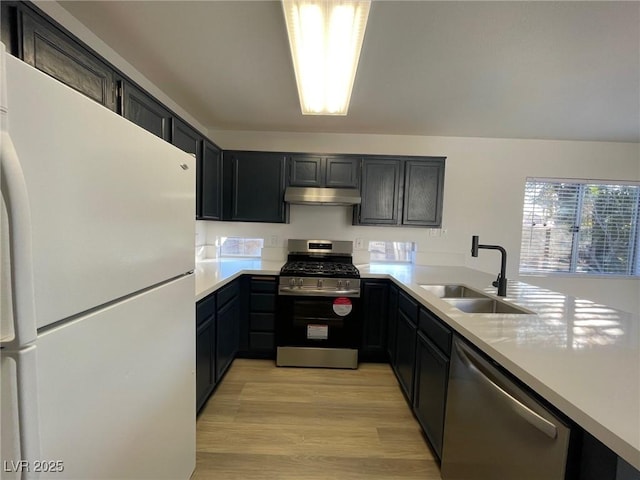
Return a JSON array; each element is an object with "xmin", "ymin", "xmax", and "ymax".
[
  {"xmin": 195, "ymin": 280, "xmax": 240, "ymax": 412},
  {"xmin": 20, "ymin": 6, "xmax": 117, "ymax": 111},
  {"xmin": 195, "ymin": 318, "xmax": 215, "ymax": 412},
  {"xmin": 246, "ymin": 276, "xmax": 277, "ymax": 358},
  {"xmin": 395, "ymin": 310, "xmax": 418, "ymax": 401},
  {"xmin": 387, "ymin": 284, "xmax": 399, "ymax": 366},
  {"xmin": 361, "ymin": 280, "xmax": 389, "ymax": 362},
  {"xmin": 414, "ymin": 330, "xmax": 449, "ymax": 459},
  {"xmin": 195, "ymin": 294, "xmax": 216, "ymax": 412},
  {"xmin": 119, "ymin": 80, "xmax": 171, "ymax": 141},
  {"xmin": 223, "ymin": 151, "xmax": 288, "ymax": 223},
  {"xmin": 216, "ymin": 283, "xmax": 240, "ymax": 380}
]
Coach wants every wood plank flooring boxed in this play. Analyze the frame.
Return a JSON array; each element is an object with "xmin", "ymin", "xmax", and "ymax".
[{"xmin": 192, "ymin": 359, "xmax": 443, "ymax": 480}]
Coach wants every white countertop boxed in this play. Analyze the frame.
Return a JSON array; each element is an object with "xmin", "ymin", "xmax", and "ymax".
[{"xmin": 195, "ymin": 259, "xmax": 640, "ymax": 469}]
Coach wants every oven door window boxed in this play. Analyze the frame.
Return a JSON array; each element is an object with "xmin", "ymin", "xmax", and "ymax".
[{"xmin": 278, "ymin": 296, "xmax": 361, "ymax": 348}]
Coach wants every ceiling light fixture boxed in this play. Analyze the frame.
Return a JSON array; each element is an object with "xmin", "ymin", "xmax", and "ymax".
[{"xmin": 282, "ymin": 0, "xmax": 371, "ymax": 115}]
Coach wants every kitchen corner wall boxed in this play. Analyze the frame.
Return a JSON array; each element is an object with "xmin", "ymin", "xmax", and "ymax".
[{"xmin": 205, "ymin": 130, "xmax": 640, "ymax": 315}]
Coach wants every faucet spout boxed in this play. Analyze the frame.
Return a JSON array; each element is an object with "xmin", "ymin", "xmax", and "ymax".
[{"xmin": 470, "ymin": 235, "xmax": 508, "ymax": 296}]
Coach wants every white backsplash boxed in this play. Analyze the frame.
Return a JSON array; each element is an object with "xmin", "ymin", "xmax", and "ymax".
[{"xmin": 196, "ymin": 204, "xmax": 463, "ymax": 267}]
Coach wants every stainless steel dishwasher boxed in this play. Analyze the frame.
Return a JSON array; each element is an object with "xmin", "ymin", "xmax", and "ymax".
[{"xmin": 441, "ymin": 337, "xmax": 572, "ymax": 480}]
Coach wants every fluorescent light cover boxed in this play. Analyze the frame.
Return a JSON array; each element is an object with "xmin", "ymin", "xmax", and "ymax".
[{"xmin": 282, "ymin": 0, "xmax": 371, "ymax": 115}]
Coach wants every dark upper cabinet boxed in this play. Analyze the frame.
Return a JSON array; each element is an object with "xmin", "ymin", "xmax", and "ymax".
[
  {"xmin": 402, "ymin": 159, "xmax": 445, "ymax": 227},
  {"xmin": 200, "ymin": 141, "xmax": 223, "ymax": 220},
  {"xmin": 172, "ymin": 119, "xmax": 203, "ymax": 217},
  {"xmin": 119, "ymin": 80, "xmax": 171, "ymax": 141},
  {"xmin": 325, "ymin": 157, "xmax": 359, "ymax": 188},
  {"xmin": 361, "ymin": 280, "xmax": 389, "ymax": 362},
  {"xmin": 356, "ymin": 158, "xmax": 402, "ymax": 225},
  {"xmin": 223, "ymin": 151, "xmax": 288, "ymax": 223},
  {"xmin": 20, "ymin": 7, "xmax": 116, "ymax": 111},
  {"xmin": 172, "ymin": 118, "xmax": 202, "ymax": 157},
  {"xmin": 355, "ymin": 156, "xmax": 445, "ymax": 227},
  {"xmin": 289, "ymin": 155, "xmax": 323, "ymax": 186},
  {"xmin": 289, "ymin": 155, "xmax": 359, "ymax": 188}
]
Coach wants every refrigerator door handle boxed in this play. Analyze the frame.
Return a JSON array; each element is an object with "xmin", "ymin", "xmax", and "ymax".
[
  {"xmin": 1, "ymin": 128, "xmax": 37, "ymax": 348},
  {"xmin": 455, "ymin": 341, "xmax": 558, "ymax": 439},
  {"xmin": 3, "ymin": 346, "xmax": 42, "ymax": 479}
]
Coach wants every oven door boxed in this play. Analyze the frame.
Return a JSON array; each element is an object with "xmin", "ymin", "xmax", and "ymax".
[{"xmin": 276, "ymin": 294, "xmax": 362, "ymax": 349}]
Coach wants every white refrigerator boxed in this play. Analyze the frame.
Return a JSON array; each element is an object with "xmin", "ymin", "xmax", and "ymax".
[{"xmin": 0, "ymin": 44, "xmax": 196, "ymax": 479}]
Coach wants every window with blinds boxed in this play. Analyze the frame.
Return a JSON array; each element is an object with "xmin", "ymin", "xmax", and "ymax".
[{"xmin": 520, "ymin": 179, "xmax": 640, "ymax": 276}]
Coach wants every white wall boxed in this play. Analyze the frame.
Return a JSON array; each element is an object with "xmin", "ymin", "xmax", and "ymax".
[{"xmin": 202, "ymin": 130, "xmax": 640, "ymax": 314}]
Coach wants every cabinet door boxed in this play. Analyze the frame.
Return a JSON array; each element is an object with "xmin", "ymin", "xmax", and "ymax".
[
  {"xmin": 216, "ymin": 295, "xmax": 239, "ymax": 380},
  {"xmin": 387, "ymin": 284, "xmax": 399, "ymax": 365},
  {"xmin": 200, "ymin": 140, "xmax": 223, "ymax": 220},
  {"xmin": 414, "ymin": 331, "xmax": 449, "ymax": 459},
  {"xmin": 402, "ymin": 159, "xmax": 445, "ymax": 227},
  {"xmin": 196, "ymin": 318, "xmax": 215, "ymax": 412},
  {"xmin": 21, "ymin": 9, "xmax": 116, "ymax": 111},
  {"xmin": 289, "ymin": 155, "xmax": 324, "ymax": 186},
  {"xmin": 361, "ymin": 280, "xmax": 389, "ymax": 361},
  {"xmin": 325, "ymin": 157, "xmax": 359, "ymax": 188},
  {"xmin": 356, "ymin": 158, "xmax": 402, "ymax": 225},
  {"xmin": 395, "ymin": 310, "xmax": 417, "ymax": 402},
  {"xmin": 120, "ymin": 80, "xmax": 171, "ymax": 141},
  {"xmin": 172, "ymin": 118, "xmax": 201, "ymax": 157},
  {"xmin": 224, "ymin": 151, "xmax": 288, "ymax": 223},
  {"xmin": 172, "ymin": 119, "xmax": 202, "ymax": 217}
]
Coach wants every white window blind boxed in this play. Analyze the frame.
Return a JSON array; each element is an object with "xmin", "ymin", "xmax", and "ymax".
[{"xmin": 520, "ymin": 179, "xmax": 640, "ymax": 276}]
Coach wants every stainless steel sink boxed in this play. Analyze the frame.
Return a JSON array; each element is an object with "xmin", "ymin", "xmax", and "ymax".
[
  {"xmin": 443, "ymin": 297, "xmax": 532, "ymax": 315},
  {"xmin": 420, "ymin": 284, "xmax": 487, "ymax": 298}
]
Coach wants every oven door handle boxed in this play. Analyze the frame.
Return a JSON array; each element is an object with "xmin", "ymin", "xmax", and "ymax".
[{"xmin": 278, "ymin": 287, "xmax": 361, "ymax": 298}]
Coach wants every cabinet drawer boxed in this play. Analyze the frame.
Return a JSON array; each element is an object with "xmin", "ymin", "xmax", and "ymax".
[
  {"xmin": 250, "ymin": 276, "xmax": 277, "ymax": 293},
  {"xmin": 217, "ymin": 280, "xmax": 240, "ymax": 309},
  {"xmin": 251, "ymin": 292, "xmax": 276, "ymax": 312},
  {"xmin": 250, "ymin": 332, "xmax": 275, "ymax": 350},
  {"xmin": 398, "ymin": 290, "xmax": 418, "ymax": 324},
  {"xmin": 250, "ymin": 313, "xmax": 275, "ymax": 331},
  {"xmin": 196, "ymin": 294, "xmax": 216, "ymax": 326},
  {"xmin": 419, "ymin": 308, "xmax": 451, "ymax": 356}
]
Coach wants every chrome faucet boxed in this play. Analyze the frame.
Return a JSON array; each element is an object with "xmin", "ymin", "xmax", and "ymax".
[{"xmin": 471, "ymin": 235, "xmax": 507, "ymax": 296}]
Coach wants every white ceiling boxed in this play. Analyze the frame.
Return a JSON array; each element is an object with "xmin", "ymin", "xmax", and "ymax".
[{"xmin": 59, "ymin": 1, "xmax": 640, "ymax": 143}]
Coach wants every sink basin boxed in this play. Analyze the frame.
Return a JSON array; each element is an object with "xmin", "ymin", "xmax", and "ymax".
[
  {"xmin": 421, "ymin": 284, "xmax": 487, "ymax": 298},
  {"xmin": 443, "ymin": 298, "xmax": 532, "ymax": 315}
]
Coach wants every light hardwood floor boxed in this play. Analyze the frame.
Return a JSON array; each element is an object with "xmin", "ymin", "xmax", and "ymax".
[{"xmin": 192, "ymin": 359, "xmax": 443, "ymax": 480}]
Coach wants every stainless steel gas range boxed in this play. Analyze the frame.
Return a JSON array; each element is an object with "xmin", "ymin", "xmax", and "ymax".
[{"xmin": 276, "ymin": 239, "xmax": 362, "ymax": 369}]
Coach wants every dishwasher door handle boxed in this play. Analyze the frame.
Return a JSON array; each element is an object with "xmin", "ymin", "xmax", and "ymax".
[{"xmin": 455, "ymin": 341, "xmax": 558, "ymax": 439}]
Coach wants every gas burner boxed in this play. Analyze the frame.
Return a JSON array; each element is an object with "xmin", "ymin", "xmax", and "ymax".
[{"xmin": 280, "ymin": 261, "xmax": 360, "ymax": 278}]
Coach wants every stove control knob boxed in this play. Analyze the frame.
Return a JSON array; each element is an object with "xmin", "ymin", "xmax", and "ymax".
[
  {"xmin": 337, "ymin": 280, "xmax": 343, "ymax": 289},
  {"xmin": 289, "ymin": 278, "xmax": 296, "ymax": 287},
  {"xmin": 297, "ymin": 278, "xmax": 304, "ymax": 287},
  {"xmin": 317, "ymin": 279, "xmax": 323, "ymax": 288},
  {"xmin": 345, "ymin": 280, "xmax": 351, "ymax": 289}
]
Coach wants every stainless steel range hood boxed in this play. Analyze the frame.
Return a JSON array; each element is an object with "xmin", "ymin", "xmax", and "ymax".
[{"xmin": 284, "ymin": 187, "xmax": 361, "ymax": 205}]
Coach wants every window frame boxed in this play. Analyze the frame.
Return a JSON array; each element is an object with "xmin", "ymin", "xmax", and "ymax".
[
  {"xmin": 218, "ymin": 236, "xmax": 264, "ymax": 259},
  {"xmin": 368, "ymin": 240, "xmax": 415, "ymax": 263},
  {"xmin": 519, "ymin": 178, "xmax": 640, "ymax": 278}
]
